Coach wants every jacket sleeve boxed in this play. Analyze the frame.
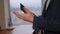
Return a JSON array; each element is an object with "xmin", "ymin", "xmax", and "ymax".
[
  {"xmin": 33, "ymin": 15, "xmax": 48, "ymax": 30},
  {"xmin": 33, "ymin": 15, "xmax": 60, "ymax": 32}
]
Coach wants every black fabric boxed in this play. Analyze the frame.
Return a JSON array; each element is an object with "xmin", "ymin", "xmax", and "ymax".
[
  {"xmin": 33, "ymin": 0, "xmax": 60, "ymax": 33},
  {"xmin": 44, "ymin": 0, "xmax": 60, "ymax": 32},
  {"xmin": 32, "ymin": 29, "xmax": 44, "ymax": 34},
  {"xmin": 42, "ymin": 0, "xmax": 48, "ymax": 17},
  {"xmin": 44, "ymin": 31, "xmax": 60, "ymax": 34},
  {"xmin": 32, "ymin": 29, "xmax": 39, "ymax": 34}
]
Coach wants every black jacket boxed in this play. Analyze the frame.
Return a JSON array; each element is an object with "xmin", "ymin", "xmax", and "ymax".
[{"xmin": 33, "ymin": 0, "xmax": 60, "ymax": 32}]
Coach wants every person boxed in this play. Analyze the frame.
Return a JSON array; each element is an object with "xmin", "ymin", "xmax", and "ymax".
[{"xmin": 13, "ymin": 0, "xmax": 60, "ymax": 34}]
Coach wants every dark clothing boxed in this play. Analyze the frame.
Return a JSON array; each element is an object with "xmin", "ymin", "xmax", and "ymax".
[
  {"xmin": 33, "ymin": 30, "xmax": 60, "ymax": 34},
  {"xmin": 33, "ymin": 0, "xmax": 60, "ymax": 34}
]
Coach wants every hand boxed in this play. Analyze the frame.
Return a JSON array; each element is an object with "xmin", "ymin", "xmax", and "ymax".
[{"xmin": 13, "ymin": 7, "xmax": 34, "ymax": 23}]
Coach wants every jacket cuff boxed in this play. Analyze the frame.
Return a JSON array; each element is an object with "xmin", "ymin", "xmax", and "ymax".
[
  {"xmin": 33, "ymin": 15, "xmax": 39, "ymax": 29},
  {"xmin": 33, "ymin": 15, "xmax": 47, "ymax": 30}
]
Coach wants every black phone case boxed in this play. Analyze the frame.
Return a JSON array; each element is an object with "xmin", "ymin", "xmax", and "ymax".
[
  {"xmin": 20, "ymin": 3, "xmax": 26, "ymax": 13},
  {"xmin": 20, "ymin": 3, "xmax": 24, "ymax": 10}
]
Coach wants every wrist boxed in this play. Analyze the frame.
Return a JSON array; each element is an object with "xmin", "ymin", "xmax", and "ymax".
[{"xmin": 29, "ymin": 14, "xmax": 34, "ymax": 23}]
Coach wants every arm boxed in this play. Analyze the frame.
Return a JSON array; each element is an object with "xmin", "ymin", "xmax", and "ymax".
[
  {"xmin": 33, "ymin": 14, "xmax": 60, "ymax": 32},
  {"xmin": 14, "ymin": 4, "xmax": 60, "ymax": 32}
]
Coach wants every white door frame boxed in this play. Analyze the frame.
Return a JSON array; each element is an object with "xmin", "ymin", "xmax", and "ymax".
[{"xmin": 4, "ymin": 0, "xmax": 12, "ymax": 29}]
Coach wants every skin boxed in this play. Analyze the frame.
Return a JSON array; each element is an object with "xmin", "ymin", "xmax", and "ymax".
[{"xmin": 13, "ymin": 7, "xmax": 34, "ymax": 23}]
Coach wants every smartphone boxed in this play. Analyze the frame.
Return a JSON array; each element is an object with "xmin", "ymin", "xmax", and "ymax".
[
  {"xmin": 20, "ymin": 3, "xmax": 24, "ymax": 10},
  {"xmin": 20, "ymin": 3, "xmax": 26, "ymax": 13}
]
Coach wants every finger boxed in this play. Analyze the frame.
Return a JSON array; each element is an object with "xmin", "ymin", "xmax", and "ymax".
[{"xmin": 13, "ymin": 11, "xmax": 23, "ymax": 19}]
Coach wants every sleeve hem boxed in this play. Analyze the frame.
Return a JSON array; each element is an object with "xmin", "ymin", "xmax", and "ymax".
[{"xmin": 33, "ymin": 15, "xmax": 47, "ymax": 29}]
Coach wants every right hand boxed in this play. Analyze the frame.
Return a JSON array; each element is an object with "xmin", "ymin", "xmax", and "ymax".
[{"xmin": 13, "ymin": 7, "xmax": 34, "ymax": 23}]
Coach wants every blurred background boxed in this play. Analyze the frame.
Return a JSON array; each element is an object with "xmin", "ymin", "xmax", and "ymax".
[{"xmin": 0, "ymin": 0, "xmax": 43, "ymax": 34}]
